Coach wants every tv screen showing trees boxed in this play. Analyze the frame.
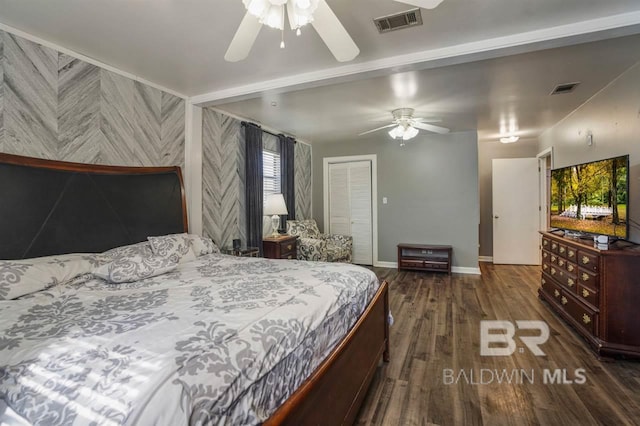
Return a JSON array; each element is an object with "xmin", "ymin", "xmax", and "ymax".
[{"xmin": 550, "ymin": 155, "xmax": 629, "ymax": 239}]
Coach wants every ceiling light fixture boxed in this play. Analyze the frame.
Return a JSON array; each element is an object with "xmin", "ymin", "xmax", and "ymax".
[
  {"xmin": 243, "ymin": 0, "xmax": 318, "ymax": 33},
  {"xmin": 500, "ymin": 135, "xmax": 520, "ymax": 144},
  {"xmin": 388, "ymin": 123, "xmax": 419, "ymax": 143}
]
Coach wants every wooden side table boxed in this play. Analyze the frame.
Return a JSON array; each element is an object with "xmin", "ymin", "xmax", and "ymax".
[{"xmin": 263, "ymin": 235, "xmax": 297, "ymax": 260}]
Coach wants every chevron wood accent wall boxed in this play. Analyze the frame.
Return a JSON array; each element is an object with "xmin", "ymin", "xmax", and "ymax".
[
  {"xmin": 202, "ymin": 109, "xmax": 312, "ymax": 247},
  {"xmin": 295, "ymin": 142, "xmax": 312, "ymax": 219},
  {"xmin": 0, "ymin": 30, "xmax": 184, "ymax": 167},
  {"xmin": 202, "ymin": 109, "xmax": 245, "ymax": 248}
]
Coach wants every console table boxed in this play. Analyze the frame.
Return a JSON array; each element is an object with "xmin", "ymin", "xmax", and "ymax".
[{"xmin": 397, "ymin": 243, "xmax": 452, "ymax": 273}]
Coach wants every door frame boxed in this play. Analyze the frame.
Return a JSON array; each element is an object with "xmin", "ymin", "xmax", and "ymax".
[
  {"xmin": 323, "ymin": 155, "xmax": 378, "ymax": 266},
  {"xmin": 537, "ymin": 147, "xmax": 553, "ymax": 264}
]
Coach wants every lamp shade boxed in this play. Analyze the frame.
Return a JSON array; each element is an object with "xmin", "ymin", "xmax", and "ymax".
[{"xmin": 264, "ymin": 193, "xmax": 289, "ymax": 216}]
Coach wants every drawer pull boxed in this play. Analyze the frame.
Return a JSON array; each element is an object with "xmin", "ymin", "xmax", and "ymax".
[
  {"xmin": 582, "ymin": 289, "xmax": 590, "ymax": 298},
  {"xmin": 543, "ymin": 252, "xmax": 548, "ymax": 258},
  {"xmin": 559, "ymin": 260, "xmax": 565, "ymax": 267},
  {"xmin": 567, "ymin": 264, "xmax": 574, "ymax": 272},
  {"xmin": 583, "ymin": 314, "xmax": 591, "ymax": 325},
  {"xmin": 551, "ymin": 268, "xmax": 556, "ymax": 275},
  {"xmin": 568, "ymin": 249, "xmax": 575, "ymax": 257},
  {"xmin": 543, "ymin": 240, "xmax": 549, "ymax": 246},
  {"xmin": 560, "ymin": 247, "xmax": 566, "ymax": 254},
  {"xmin": 552, "ymin": 243, "xmax": 558, "ymax": 250},
  {"xmin": 567, "ymin": 278, "xmax": 575, "ymax": 287},
  {"xmin": 543, "ymin": 264, "xmax": 548, "ymax": 270},
  {"xmin": 287, "ymin": 244, "xmax": 293, "ymax": 250},
  {"xmin": 581, "ymin": 273, "xmax": 589, "ymax": 282},
  {"xmin": 561, "ymin": 296, "xmax": 568, "ymax": 305},
  {"xmin": 582, "ymin": 255, "xmax": 589, "ymax": 265},
  {"xmin": 541, "ymin": 278, "xmax": 546, "ymax": 284},
  {"xmin": 287, "ymin": 255, "xmax": 293, "ymax": 259},
  {"xmin": 551, "ymin": 255, "xmax": 557, "ymax": 262},
  {"xmin": 554, "ymin": 289, "xmax": 560, "ymax": 297}
]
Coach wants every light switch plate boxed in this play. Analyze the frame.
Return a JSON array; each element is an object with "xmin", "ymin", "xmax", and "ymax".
[{"xmin": 383, "ymin": 197, "xmax": 388, "ymax": 204}]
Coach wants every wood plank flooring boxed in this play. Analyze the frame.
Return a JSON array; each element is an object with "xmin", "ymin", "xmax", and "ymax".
[{"xmin": 356, "ymin": 263, "xmax": 640, "ymax": 425}]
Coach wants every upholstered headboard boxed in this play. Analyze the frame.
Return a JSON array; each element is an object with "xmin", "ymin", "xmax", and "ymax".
[{"xmin": 0, "ymin": 153, "xmax": 188, "ymax": 259}]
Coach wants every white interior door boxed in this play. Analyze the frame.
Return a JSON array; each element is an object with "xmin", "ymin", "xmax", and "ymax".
[
  {"xmin": 327, "ymin": 160, "xmax": 373, "ymax": 265},
  {"xmin": 493, "ymin": 158, "xmax": 540, "ymax": 265}
]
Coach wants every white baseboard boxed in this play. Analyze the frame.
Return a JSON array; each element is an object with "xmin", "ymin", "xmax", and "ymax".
[
  {"xmin": 372, "ymin": 261, "xmax": 481, "ymax": 275},
  {"xmin": 452, "ymin": 266, "xmax": 482, "ymax": 275},
  {"xmin": 478, "ymin": 256, "xmax": 493, "ymax": 263},
  {"xmin": 374, "ymin": 261, "xmax": 397, "ymax": 268}
]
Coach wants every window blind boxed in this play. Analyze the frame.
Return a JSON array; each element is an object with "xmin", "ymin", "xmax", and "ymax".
[{"xmin": 263, "ymin": 149, "xmax": 281, "ymax": 204}]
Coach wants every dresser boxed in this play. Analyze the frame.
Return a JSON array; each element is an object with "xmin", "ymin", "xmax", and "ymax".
[
  {"xmin": 263, "ymin": 235, "xmax": 297, "ymax": 260},
  {"xmin": 539, "ymin": 231, "xmax": 640, "ymax": 357}
]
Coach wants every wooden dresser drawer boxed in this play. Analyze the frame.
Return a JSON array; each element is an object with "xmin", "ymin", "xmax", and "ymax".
[
  {"xmin": 558, "ymin": 244, "xmax": 568, "ymax": 257},
  {"xmin": 565, "ymin": 261, "xmax": 577, "ymax": 274},
  {"xmin": 400, "ymin": 259, "xmax": 424, "ymax": 269},
  {"xmin": 578, "ymin": 284, "xmax": 599, "ymax": 308},
  {"xmin": 578, "ymin": 268, "xmax": 599, "ymax": 289},
  {"xmin": 566, "ymin": 246, "xmax": 577, "ymax": 261},
  {"xmin": 557, "ymin": 257, "xmax": 567, "ymax": 269},
  {"xmin": 280, "ymin": 240, "xmax": 296, "ymax": 258},
  {"xmin": 541, "ymin": 273, "xmax": 562, "ymax": 303},
  {"xmin": 550, "ymin": 253, "xmax": 559, "ymax": 265},
  {"xmin": 560, "ymin": 293, "xmax": 598, "ymax": 335},
  {"xmin": 542, "ymin": 238, "xmax": 551, "ymax": 250},
  {"xmin": 577, "ymin": 250, "xmax": 599, "ymax": 272},
  {"xmin": 542, "ymin": 250, "xmax": 550, "ymax": 262},
  {"xmin": 550, "ymin": 240, "xmax": 559, "ymax": 253},
  {"xmin": 263, "ymin": 236, "xmax": 297, "ymax": 260}
]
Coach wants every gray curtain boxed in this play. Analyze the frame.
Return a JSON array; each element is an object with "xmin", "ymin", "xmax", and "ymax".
[
  {"xmin": 279, "ymin": 135, "xmax": 296, "ymax": 230},
  {"xmin": 244, "ymin": 122, "xmax": 263, "ymax": 255}
]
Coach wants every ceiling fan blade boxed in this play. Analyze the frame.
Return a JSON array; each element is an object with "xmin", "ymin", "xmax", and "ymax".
[
  {"xmin": 412, "ymin": 117, "xmax": 442, "ymax": 123},
  {"xmin": 311, "ymin": 0, "xmax": 360, "ymax": 62},
  {"xmin": 224, "ymin": 12, "xmax": 262, "ymax": 62},
  {"xmin": 393, "ymin": 0, "xmax": 444, "ymax": 9},
  {"xmin": 358, "ymin": 123, "xmax": 397, "ymax": 136},
  {"xmin": 412, "ymin": 122, "xmax": 450, "ymax": 134}
]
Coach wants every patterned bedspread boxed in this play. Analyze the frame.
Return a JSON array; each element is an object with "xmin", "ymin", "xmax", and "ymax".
[{"xmin": 0, "ymin": 254, "xmax": 380, "ymax": 425}]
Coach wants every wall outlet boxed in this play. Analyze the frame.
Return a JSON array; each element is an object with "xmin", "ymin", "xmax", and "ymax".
[{"xmin": 383, "ymin": 197, "xmax": 388, "ymax": 204}]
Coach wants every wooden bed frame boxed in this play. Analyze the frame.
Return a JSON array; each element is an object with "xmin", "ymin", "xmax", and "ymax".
[{"xmin": 0, "ymin": 153, "xmax": 390, "ymax": 425}]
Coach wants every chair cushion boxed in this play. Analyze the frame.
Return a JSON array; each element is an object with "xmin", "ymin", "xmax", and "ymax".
[
  {"xmin": 326, "ymin": 243, "xmax": 351, "ymax": 263},
  {"xmin": 287, "ymin": 220, "xmax": 321, "ymax": 238}
]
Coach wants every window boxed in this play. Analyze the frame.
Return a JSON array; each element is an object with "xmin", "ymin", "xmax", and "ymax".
[{"xmin": 263, "ymin": 149, "xmax": 281, "ymax": 204}]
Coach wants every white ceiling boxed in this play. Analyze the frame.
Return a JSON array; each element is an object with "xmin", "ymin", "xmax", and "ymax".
[{"xmin": 2, "ymin": 0, "xmax": 640, "ymax": 143}]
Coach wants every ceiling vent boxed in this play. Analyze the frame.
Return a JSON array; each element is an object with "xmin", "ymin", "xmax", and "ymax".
[
  {"xmin": 550, "ymin": 82, "xmax": 580, "ymax": 95},
  {"xmin": 374, "ymin": 9, "xmax": 423, "ymax": 33}
]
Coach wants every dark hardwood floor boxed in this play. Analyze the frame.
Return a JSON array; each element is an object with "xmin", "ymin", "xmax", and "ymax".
[{"xmin": 356, "ymin": 263, "xmax": 640, "ymax": 425}]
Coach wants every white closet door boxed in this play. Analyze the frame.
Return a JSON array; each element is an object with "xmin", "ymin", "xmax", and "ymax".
[
  {"xmin": 327, "ymin": 160, "xmax": 373, "ymax": 265},
  {"xmin": 328, "ymin": 163, "xmax": 351, "ymax": 235},
  {"xmin": 348, "ymin": 161, "xmax": 373, "ymax": 265}
]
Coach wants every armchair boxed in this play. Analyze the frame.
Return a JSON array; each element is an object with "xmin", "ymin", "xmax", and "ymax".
[{"xmin": 286, "ymin": 219, "xmax": 353, "ymax": 263}]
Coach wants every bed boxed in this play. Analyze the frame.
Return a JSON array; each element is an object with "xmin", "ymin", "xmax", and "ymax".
[{"xmin": 0, "ymin": 153, "xmax": 390, "ymax": 425}]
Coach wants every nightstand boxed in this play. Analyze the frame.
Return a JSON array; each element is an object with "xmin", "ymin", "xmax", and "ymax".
[{"xmin": 263, "ymin": 235, "xmax": 297, "ymax": 259}]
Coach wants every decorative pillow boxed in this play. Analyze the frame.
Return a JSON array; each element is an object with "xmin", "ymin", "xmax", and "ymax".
[
  {"xmin": 96, "ymin": 241, "xmax": 154, "ymax": 265},
  {"xmin": 0, "ymin": 254, "xmax": 97, "ymax": 300},
  {"xmin": 148, "ymin": 233, "xmax": 196, "ymax": 264},
  {"xmin": 188, "ymin": 234, "xmax": 221, "ymax": 256},
  {"xmin": 93, "ymin": 254, "xmax": 177, "ymax": 284},
  {"xmin": 287, "ymin": 220, "xmax": 321, "ymax": 239}
]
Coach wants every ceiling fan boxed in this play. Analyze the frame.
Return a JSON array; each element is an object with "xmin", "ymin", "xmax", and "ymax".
[
  {"xmin": 359, "ymin": 108, "xmax": 450, "ymax": 144},
  {"xmin": 225, "ymin": 0, "xmax": 445, "ymax": 63}
]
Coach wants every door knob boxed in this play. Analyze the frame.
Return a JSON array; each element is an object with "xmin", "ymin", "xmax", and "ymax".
[{"xmin": 494, "ymin": 215, "xmax": 499, "ymax": 219}]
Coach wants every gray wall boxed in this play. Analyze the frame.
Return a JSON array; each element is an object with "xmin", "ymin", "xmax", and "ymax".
[
  {"xmin": 477, "ymin": 138, "xmax": 540, "ymax": 257},
  {"xmin": 312, "ymin": 131, "xmax": 479, "ymax": 269},
  {"xmin": 539, "ymin": 61, "xmax": 640, "ymax": 244},
  {"xmin": 202, "ymin": 109, "xmax": 313, "ymax": 248},
  {"xmin": 0, "ymin": 30, "xmax": 184, "ymax": 166}
]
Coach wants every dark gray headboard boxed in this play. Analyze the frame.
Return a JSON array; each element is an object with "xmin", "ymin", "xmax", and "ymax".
[{"xmin": 0, "ymin": 153, "xmax": 188, "ymax": 259}]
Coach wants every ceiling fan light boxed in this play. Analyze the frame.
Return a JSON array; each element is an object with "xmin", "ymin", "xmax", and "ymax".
[
  {"xmin": 388, "ymin": 126, "xmax": 401, "ymax": 139},
  {"xmin": 246, "ymin": 0, "xmax": 268, "ymax": 16},
  {"xmin": 296, "ymin": 0, "xmax": 311, "ymax": 9},
  {"xmin": 403, "ymin": 126, "xmax": 419, "ymax": 140},
  {"xmin": 264, "ymin": 5, "xmax": 284, "ymax": 29}
]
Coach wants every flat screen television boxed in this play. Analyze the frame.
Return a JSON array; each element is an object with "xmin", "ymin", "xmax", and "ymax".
[{"xmin": 550, "ymin": 155, "xmax": 629, "ymax": 239}]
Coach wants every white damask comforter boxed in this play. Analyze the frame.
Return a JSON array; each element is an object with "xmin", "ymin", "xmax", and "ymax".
[{"xmin": 0, "ymin": 254, "xmax": 380, "ymax": 425}]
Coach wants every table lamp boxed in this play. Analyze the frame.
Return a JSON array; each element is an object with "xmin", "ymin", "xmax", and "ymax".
[{"xmin": 264, "ymin": 193, "xmax": 288, "ymax": 237}]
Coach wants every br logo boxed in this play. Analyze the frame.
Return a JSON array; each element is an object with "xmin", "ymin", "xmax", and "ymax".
[{"xmin": 480, "ymin": 320, "xmax": 549, "ymax": 356}]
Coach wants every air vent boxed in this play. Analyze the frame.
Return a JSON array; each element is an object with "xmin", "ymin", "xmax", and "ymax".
[
  {"xmin": 550, "ymin": 82, "xmax": 580, "ymax": 95},
  {"xmin": 374, "ymin": 8, "xmax": 423, "ymax": 33}
]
